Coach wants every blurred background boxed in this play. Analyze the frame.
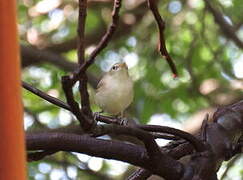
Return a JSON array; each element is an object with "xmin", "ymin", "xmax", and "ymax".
[{"xmin": 19, "ymin": 0, "xmax": 243, "ymax": 179}]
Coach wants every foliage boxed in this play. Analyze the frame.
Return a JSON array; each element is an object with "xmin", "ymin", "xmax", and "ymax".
[{"xmin": 19, "ymin": 0, "xmax": 243, "ymax": 179}]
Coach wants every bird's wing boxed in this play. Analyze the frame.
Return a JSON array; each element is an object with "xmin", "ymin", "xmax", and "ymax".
[
  {"xmin": 97, "ymin": 79, "xmax": 104, "ymax": 89},
  {"xmin": 96, "ymin": 74, "xmax": 108, "ymax": 91}
]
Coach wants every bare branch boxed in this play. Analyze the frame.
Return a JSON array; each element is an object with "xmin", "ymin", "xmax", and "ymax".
[
  {"xmin": 147, "ymin": 0, "xmax": 178, "ymax": 77},
  {"xmin": 77, "ymin": 0, "xmax": 87, "ymax": 65},
  {"xmin": 22, "ymin": 81, "xmax": 71, "ymax": 111},
  {"xmin": 129, "ymin": 100, "xmax": 243, "ymax": 179},
  {"xmin": 204, "ymin": 0, "xmax": 243, "ymax": 49},
  {"xmin": 59, "ymin": 0, "xmax": 95, "ymax": 130},
  {"xmin": 26, "ymin": 132, "xmax": 183, "ymax": 179},
  {"xmin": 70, "ymin": 0, "xmax": 123, "ymax": 85},
  {"xmin": 45, "ymin": 1, "xmax": 147, "ymax": 53},
  {"xmin": 20, "ymin": 45, "xmax": 99, "ymax": 88},
  {"xmin": 94, "ymin": 124, "xmax": 163, "ymax": 159},
  {"xmin": 138, "ymin": 124, "xmax": 206, "ymax": 152},
  {"xmin": 96, "ymin": 115, "xmax": 205, "ymax": 152},
  {"xmin": 61, "ymin": 76, "xmax": 94, "ymax": 130},
  {"xmin": 77, "ymin": 0, "xmax": 93, "ymax": 116},
  {"xmin": 21, "ymin": 82, "xmax": 197, "ymax": 146}
]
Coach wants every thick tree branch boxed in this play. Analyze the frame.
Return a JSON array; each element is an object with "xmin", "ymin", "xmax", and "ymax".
[
  {"xmin": 129, "ymin": 101, "xmax": 243, "ymax": 179},
  {"xmin": 127, "ymin": 139, "xmax": 195, "ymax": 180},
  {"xmin": 26, "ymin": 132, "xmax": 183, "ymax": 179},
  {"xmin": 129, "ymin": 100, "xmax": 243, "ymax": 179},
  {"xmin": 95, "ymin": 125, "xmax": 186, "ymax": 180}
]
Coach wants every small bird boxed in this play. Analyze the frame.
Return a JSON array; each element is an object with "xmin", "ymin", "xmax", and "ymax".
[{"xmin": 94, "ymin": 62, "xmax": 134, "ymax": 117}]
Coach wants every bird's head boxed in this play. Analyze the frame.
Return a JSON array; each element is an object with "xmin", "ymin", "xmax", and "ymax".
[
  {"xmin": 110, "ymin": 62, "xmax": 128, "ymax": 71},
  {"xmin": 108, "ymin": 62, "xmax": 129, "ymax": 76}
]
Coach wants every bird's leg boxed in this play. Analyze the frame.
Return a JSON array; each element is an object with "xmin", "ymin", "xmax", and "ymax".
[
  {"xmin": 116, "ymin": 111, "xmax": 128, "ymax": 125},
  {"xmin": 93, "ymin": 110, "xmax": 104, "ymax": 121}
]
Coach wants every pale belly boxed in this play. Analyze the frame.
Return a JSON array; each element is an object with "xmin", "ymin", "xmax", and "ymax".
[{"xmin": 95, "ymin": 79, "xmax": 133, "ymax": 115}]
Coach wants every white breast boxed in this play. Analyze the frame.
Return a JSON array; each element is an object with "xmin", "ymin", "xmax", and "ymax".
[{"xmin": 95, "ymin": 73, "xmax": 133, "ymax": 115}]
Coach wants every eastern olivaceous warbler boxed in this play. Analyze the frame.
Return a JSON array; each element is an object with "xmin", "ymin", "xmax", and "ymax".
[{"xmin": 94, "ymin": 62, "xmax": 134, "ymax": 117}]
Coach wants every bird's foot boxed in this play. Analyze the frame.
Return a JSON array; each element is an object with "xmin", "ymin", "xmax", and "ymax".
[{"xmin": 116, "ymin": 116, "xmax": 128, "ymax": 126}]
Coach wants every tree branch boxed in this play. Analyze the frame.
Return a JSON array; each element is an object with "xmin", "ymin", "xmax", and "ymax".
[
  {"xmin": 128, "ymin": 100, "xmax": 243, "ymax": 179},
  {"xmin": 138, "ymin": 124, "xmax": 206, "ymax": 152},
  {"xmin": 22, "ymin": 71, "xmax": 243, "ymax": 179},
  {"xmin": 21, "ymin": 45, "xmax": 99, "ymax": 88},
  {"xmin": 22, "ymin": 82, "xmax": 188, "ymax": 144},
  {"xmin": 61, "ymin": 76, "xmax": 94, "ymax": 130},
  {"xmin": 204, "ymin": 0, "xmax": 243, "ymax": 49},
  {"xmin": 147, "ymin": 0, "xmax": 178, "ymax": 77},
  {"xmin": 26, "ymin": 132, "xmax": 183, "ymax": 179},
  {"xmin": 22, "ymin": 81, "xmax": 71, "ymax": 111},
  {"xmin": 96, "ymin": 115, "xmax": 205, "ymax": 152},
  {"xmin": 70, "ymin": 0, "xmax": 123, "ymax": 85},
  {"xmin": 77, "ymin": 0, "xmax": 93, "ymax": 116},
  {"xmin": 45, "ymin": 1, "xmax": 147, "ymax": 53}
]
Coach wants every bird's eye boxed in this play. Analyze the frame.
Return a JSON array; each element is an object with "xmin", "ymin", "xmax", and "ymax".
[{"xmin": 112, "ymin": 65, "xmax": 118, "ymax": 71}]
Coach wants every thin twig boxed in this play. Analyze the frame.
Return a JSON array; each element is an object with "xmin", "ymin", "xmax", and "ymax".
[
  {"xmin": 59, "ymin": 0, "xmax": 94, "ymax": 130},
  {"xmin": 22, "ymin": 81, "xmax": 71, "ymax": 111},
  {"xmin": 147, "ymin": 0, "xmax": 178, "ymax": 77},
  {"xmin": 71, "ymin": 0, "xmax": 123, "ymax": 84},
  {"xmin": 77, "ymin": 0, "xmax": 93, "ymax": 116},
  {"xmin": 204, "ymin": 0, "xmax": 243, "ymax": 49},
  {"xmin": 97, "ymin": 124, "xmax": 163, "ymax": 160},
  {"xmin": 21, "ymin": 83, "xmax": 196, "ymax": 145},
  {"xmin": 61, "ymin": 76, "xmax": 94, "ymax": 130},
  {"xmin": 77, "ymin": 0, "xmax": 86, "ymax": 65},
  {"xmin": 96, "ymin": 114, "xmax": 204, "ymax": 149},
  {"xmin": 22, "ymin": 82, "xmax": 203, "ymax": 149},
  {"xmin": 138, "ymin": 124, "xmax": 206, "ymax": 152},
  {"xmin": 59, "ymin": 0, "xmax": 123, "ymax": 129},
  {"xmin": 152, "ymin": 132, "xmax": 180, "ymax": 140}
]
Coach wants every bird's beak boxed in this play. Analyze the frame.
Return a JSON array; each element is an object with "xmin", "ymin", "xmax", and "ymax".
[{"xmin": 120, "ymin": 62, "xmax": 128, "ymax": 70}]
